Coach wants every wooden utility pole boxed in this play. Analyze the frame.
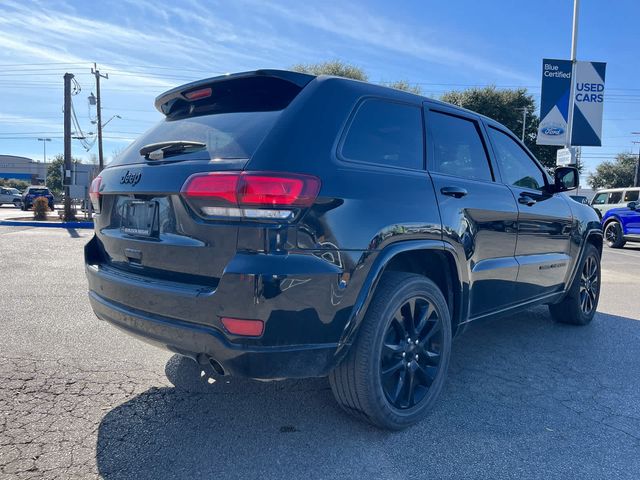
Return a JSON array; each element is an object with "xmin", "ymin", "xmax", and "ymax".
[
  {"xmin": 91, "ymin": 63, "xmax": 108, "ymax": 171},
  {"xmin": 63, "ymin": 73, "xmax": 74, "ymax": 221}
]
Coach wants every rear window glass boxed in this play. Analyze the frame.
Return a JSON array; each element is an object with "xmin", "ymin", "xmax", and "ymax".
[
  {"xmin": 341, "ymin": 99, "xmax": 423, "ymax": 170},
  {"xmin": 110, "ymin": 111, "xmax": 280, "ymax": 166},
  {"xmin": 624, "ymin": 190, "xmax": 639, "ymax": 202},
  {"xmin": 110, "ymin": 76, "xmax": 307, "ymax": 167},
  {"xmin": 29, "ymin": 188, "xmax": 49, "ymax": 195}
]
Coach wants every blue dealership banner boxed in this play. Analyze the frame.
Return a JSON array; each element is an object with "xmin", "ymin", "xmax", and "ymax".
[
  {"xmin": 537, "ymin": 59, "xmax": 572, "ymax": 146},
  {"xmin": 571, "ymin": 61, "xmax": 606, "ymax": 146},
  {"xmin": 537, "ymin": 58, "xmax": 607, "ymax": 147}
]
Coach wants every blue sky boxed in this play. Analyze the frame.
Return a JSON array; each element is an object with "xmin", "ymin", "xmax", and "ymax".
[{"xmin": 0, "ymin": 0, "xmax": 638, "ymax": 179}]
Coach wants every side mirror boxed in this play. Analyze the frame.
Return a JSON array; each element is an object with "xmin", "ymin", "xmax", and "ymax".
[
  {"xmin": 554, "ymin": 166, "xmax": 578, "ymax": 192},
  {"xmin": 628, "ymin": 201, "xmax": 638, "ymax": 210}
]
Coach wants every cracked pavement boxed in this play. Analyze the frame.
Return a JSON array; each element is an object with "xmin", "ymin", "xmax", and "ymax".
[{"xmin": 1, "ymin": 226, "xmax": 639, "ymax": 479}]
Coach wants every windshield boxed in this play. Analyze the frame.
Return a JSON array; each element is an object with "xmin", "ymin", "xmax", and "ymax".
[
  {"xmin": 29, "ymin": 188, "xmax": 49, "ymax": 195},
  {"xmin": 109, "ymin": 111, "xmax": 280, "ymax": 167}
]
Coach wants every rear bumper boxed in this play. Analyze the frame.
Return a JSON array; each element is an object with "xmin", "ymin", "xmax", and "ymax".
[
  {"xmin": 84, "ymin": 235, "xmax": 356, "ymax": 379},
  {"xmin": 89, "ymin": 291, "xmax": 337, "ymax": 379}
]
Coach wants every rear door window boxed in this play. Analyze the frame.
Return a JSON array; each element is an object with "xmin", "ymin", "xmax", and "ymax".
[
  {"xmin": 427, "ymin": 110, "xmax": 493, "ymax": 181},
  {"xmin": 340, "ymin": 99, "xmax": 423, "ymax": 170},
  {"xmin": 624, "ymin": 190, "xmax": 639, "ymax": 202},
  {"xmin": 609, "ymin": 192, "xmax": 623, "ymax": 204}
]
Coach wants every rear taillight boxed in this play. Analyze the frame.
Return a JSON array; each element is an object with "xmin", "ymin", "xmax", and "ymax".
[
  {"xmin": 89, "ymin": 176, "xmax": 102, "ymax": 213},
  {"xmin": 181, "ymin": 172, "xmax": 320, "ymax": 221}
]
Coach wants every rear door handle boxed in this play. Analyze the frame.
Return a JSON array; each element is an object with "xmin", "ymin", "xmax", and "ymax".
[
  {"xmin": 518, "ymin": 195, "xmax": 537, "ymax": 206},
  {"xmin": 440, "ymin": 186, "xmax": 468, "ymax": 199}
]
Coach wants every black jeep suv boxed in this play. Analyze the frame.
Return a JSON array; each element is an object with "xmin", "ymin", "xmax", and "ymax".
[{"xmin": 85, "ymin": 70, "xmax": 603, "ymax": 429}]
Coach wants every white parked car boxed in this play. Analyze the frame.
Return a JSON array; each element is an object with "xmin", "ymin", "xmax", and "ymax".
[
  {"xmin": 591, "ymin": 187, "xmax": 640, "ymax": 218},
  {"xmin": 0, "ymin": 186, "xmax": 22, "ymax": 208}
]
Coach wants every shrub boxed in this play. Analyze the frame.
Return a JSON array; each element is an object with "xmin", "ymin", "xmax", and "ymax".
[
  {"xmin": 0, "ymin": 178, "xmax": 30, "ymax": 191},
  {"xmin": 33, "ymin": 197, "xmax": 49, "ymax": 220}
]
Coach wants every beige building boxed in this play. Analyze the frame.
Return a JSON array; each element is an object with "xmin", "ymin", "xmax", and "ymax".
[{"xmin": 0, "ymin": 155, "xmax": 46, "ymax": 183}]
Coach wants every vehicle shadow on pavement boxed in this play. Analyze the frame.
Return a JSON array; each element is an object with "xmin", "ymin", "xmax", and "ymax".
[{"xmin": 96, "ymin": 307, "xmax": 640, "ymax": 480}]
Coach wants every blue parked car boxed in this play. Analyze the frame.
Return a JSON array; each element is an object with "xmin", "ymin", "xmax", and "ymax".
[
  {"xmin": 602, "ymin": 200, "xmax": 640, "ymax": 248},
  {"xmin": 21, "ymin": 186, "xmax": 55, "ymax": 211}
]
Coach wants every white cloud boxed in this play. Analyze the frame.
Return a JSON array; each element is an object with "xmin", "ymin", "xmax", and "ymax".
[{"xmin": 241, "ymin": 1, "xmax": 532, "ymax": 83}]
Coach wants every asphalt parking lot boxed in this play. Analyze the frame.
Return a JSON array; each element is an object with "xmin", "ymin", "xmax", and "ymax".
[{"xmin": 1, "ymin": 225, "xmax": 639, "ymax": 479}]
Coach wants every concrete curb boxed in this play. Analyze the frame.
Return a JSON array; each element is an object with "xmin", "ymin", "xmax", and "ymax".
[{"xmin": 0, "ymin": 220, "xmax": 94, "ymax": 229}]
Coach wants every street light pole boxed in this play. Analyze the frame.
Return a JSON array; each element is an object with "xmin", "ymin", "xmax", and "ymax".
[
  {"xmin": 565, "ymin": 0, "xmax": 580, "ymax": 149},
  {"xmin": 632, "ymin": 133, "xmax": 640, "ymax": 187},
  {"xmin": 91, "ymin": 63, "xmax": 109, "ymax": 171},
  {"xmin": 37, "ymin": 137, "xmax": 51, "ymax": 185}
]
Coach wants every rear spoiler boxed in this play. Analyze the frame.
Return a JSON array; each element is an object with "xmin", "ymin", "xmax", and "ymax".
[{"xmin": 154, "ymin": 69, "xmax": 315, "ymax": 115}]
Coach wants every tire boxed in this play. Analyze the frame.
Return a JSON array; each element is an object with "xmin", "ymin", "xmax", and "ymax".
[
  {"xmin": 13, "ymin": 200, "xmax": 21, "ymax": 208},
  {"xmin": 549, "ymin": 243, "xmax": 601, "ymax": 326},
  {"xmin": 329, "ymin": 272, "xmax": 452, "ymax": 430},
  {"xmin": 604, "ymin": 221, "xmax": 625, "ymax": 248}
]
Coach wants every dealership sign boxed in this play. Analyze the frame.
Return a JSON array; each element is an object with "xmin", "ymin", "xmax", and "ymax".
[
  {"xmin": 556, "ymin": 147, "xmax": 576, "ymax": 166},
  {"xmin": 537, "ymin": 58, "xmax": 606, "ymax": 147}
]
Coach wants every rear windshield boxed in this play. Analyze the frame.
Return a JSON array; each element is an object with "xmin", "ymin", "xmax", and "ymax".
[
  {"xmin": 29, "ymin": 188, "xmax": 49, "ymax": 195},
  {"xmin": 110, "ymin": 111, "xmax": 280, "ymax": 166},
  {"xmin": 110, "ymin": 75, "xmax": 308, "ymax": 167}
]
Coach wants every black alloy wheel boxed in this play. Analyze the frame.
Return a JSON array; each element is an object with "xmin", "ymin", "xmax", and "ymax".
[
  {"xmin": 380, "ymin": 296, "xmax": 443, "ymax": 409},
  {"xmin": 548, "ymin": 243, "xmax": 601, "ymax": 326},
  {"xmin": 604, "ymin": 221, "xmax": 625, "ymax": 248},
  {"xmin": 329, "ymin": 272, "xmax": 451, "ymax": 430},
  {"xmin": 579, "ymin": 254, "xmax": 599, "ymax": 316}
]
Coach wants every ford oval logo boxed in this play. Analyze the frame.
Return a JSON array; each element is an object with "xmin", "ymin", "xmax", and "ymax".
[
  {"xmin": 120, "ymin": 170, "xmax": 142, "ymax": 186},
  {"xmin": 541, "ymin": 126, "xmax": 565, "ymax": 136}
]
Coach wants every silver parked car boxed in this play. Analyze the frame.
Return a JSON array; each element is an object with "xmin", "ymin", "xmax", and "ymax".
[{"xmin": 0, "ymin": 187, "xmax": 22, "ymax": 208}]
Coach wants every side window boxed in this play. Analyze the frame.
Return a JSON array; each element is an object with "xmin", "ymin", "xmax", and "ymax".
[
  {"xmin": 592, "ymin": 192, "xmax": 608, "ymax": 205},
  {"xmin": 427, "ymin": 110, "xmax": 492, "ymax": 181},
  {"xmin": 624, "ymin": 190, "xmax": 639, "ymax": 202},
  {"xmin": 488, "ymin": 127, "xmax": 546, "ymax": 191},
  {"xmin": 608, "ymin": 192, "xmax": 623, "ymax": 204},
  {"xmin": 341, "ymin": 99, "xmax": 423, "ymax": 170}
]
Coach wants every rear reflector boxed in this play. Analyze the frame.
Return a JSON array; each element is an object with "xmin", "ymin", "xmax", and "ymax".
[
  {"xmin": 89, "ymin": 176, "xmax": 102, "ymax": 213},
  {"xmin": 221, "ymin": 317, "xmax": 264, "ymax": 337},
  {"xmin": 181, "ymin": 171, "xmax": 320, "ymax": 221}
]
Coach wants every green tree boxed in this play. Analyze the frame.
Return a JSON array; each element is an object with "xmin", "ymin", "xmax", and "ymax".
[
  {"xmin": 0, "ymin": 178, "xmax": 29, "ymax": 190},
  {"xmin": 46, "ymin": 154, "xmax": 65, "ymax": 195},
  {"xmin": 46, "ymin": 154, "xmax": 83, "ymax": 196},
  {"xmin": 291, "ymin": 60, "xmax": 422, "ymax": 94},
  {"xmin": 292, "ymin": 60, "xmax": 369, "ymax": 81},
  {"xmin": 587, "ymin": 153, "xmax": 638, "ymax": 189},
  {"xmin": 383, "ymin": 80, "xmax": 422, "ymax": 95},
  {"xmin": 441, "ymin": 86, "xmax": 559, "ymax": 169}
]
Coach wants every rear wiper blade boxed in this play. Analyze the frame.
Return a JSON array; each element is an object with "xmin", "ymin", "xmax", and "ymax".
[{"xmin": 139, "ymin": 141, "xmax": 207, "ymax": 160}]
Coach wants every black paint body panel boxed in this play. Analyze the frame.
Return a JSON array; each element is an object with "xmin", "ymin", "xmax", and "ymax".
[{"xmin": 85, "ymin": 70, "xmax": 602, "ymax": 379}]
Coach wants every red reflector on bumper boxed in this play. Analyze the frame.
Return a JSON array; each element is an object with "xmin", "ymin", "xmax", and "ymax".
[{"xmin": 221, "ymin": 317, "xmax": 264, "ymax": 337}]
